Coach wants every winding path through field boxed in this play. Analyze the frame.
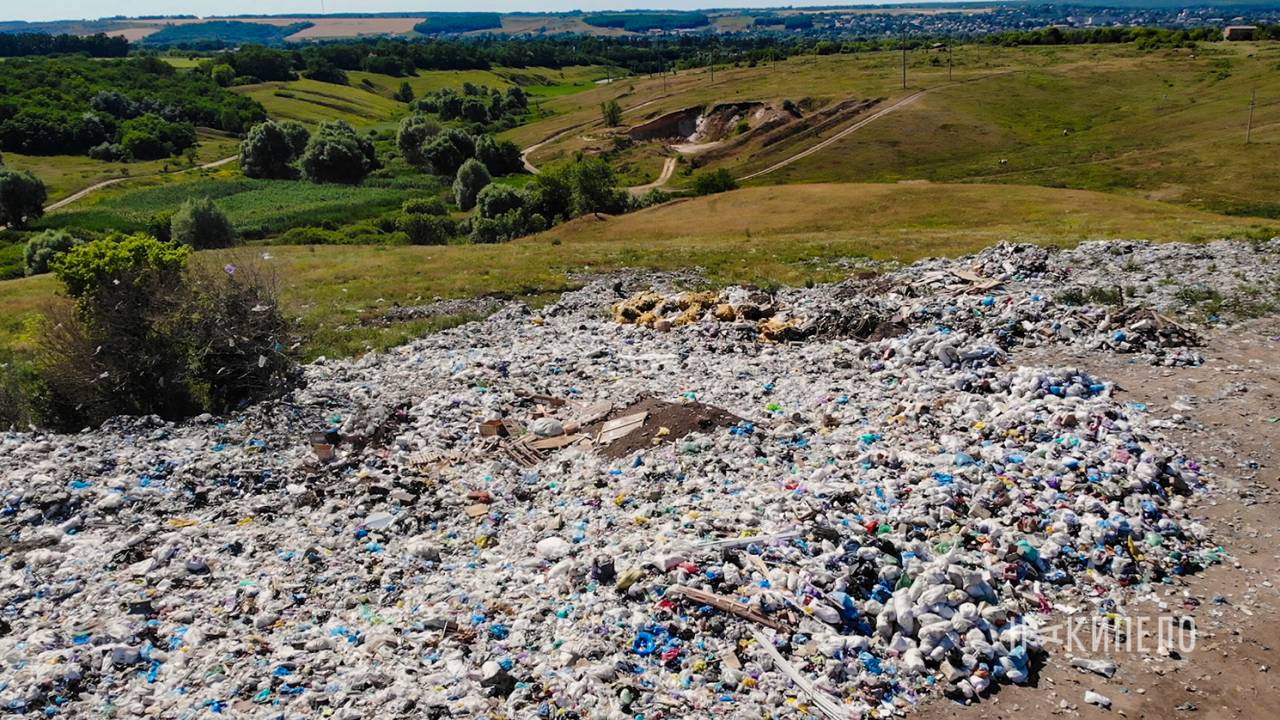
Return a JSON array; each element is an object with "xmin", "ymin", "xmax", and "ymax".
[
  {"xmin": 42, "ymin": 155, "xmax": 239, "ymax": 214},
  {"xmin": 628, "ymin": 157, "xmax": 678, "ymax": 195}
]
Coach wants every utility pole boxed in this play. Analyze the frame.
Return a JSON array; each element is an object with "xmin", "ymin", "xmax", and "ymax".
[
  {"xmin": 901, "ymin": 29, "xmax": 907, "ymax": 89},
  {"xmin": 1246, "ymin": 88, "xmax": 1256, "ymax": 144}
]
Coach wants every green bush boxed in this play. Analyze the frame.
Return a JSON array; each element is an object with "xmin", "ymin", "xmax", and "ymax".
[
  {"xmin": 0, "ymin": 167, "xmax": 47, "ymax": 229},
  {"xmin": 171, "ymin": 197, "xmax": 236, "ymax": 250},
  {"xmin": 476, "ymin": 184, "xmax": 524, "ymax": 219},
  {"xmin": 398, "ymin": 213, "xmax": 456, "ymax": 245},
  {"xmin": 396, "ymin": 114, "xmax": 442, "ymax": 167},
  {"xmin": 402, "ymin": 197, "xmax": 447, "ymax": 216},
  {"xmin": 422, "ymin": 128, "xmax": 475, "ymax": 176},
  {"xmin": 691, "ymin": 168, "xmax": 739, "ymax": 196},
  {"xmin": 23, "ymin": 229, "xmax": 79, "ymax": 276},
  {"xmin": 301, "ymin": 120, "xmax": 380, "ymax": 185},
  {"xmin": 452, "ymin": 158, "xmax": 491, "ymax": 211},
  {"xmin": 37, "ymin": 234, "xmax": 295, "ymax": 427},
  {"xmin": 119, "ymin": 114, "xmax": 197, "ymax": 161},
  {"xmin": 240, "ymin": 120, "xmax": 309, "ymax": 179},
  {"xmin": 474, "ymin": 134, "xmax": 525, "ymax": 176}
]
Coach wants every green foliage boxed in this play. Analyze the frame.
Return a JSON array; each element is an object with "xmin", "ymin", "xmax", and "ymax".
[
  {"xmin": 474, "ymin": 135, "xmax": 524, "ymax": 176},
  {"xmin": 412, "ymin": 13, "xmax": 503, "ymax": 35},
  {"xmin": 410, "ymin": 83, "xmax": 528, "ymax": 130},
  {"xmin": 398, "ymin": 213, "xmax": 456, "ymax": 245},
  {"xmin": 301, "ymin": 120, "xmax": 380, "ymax": 185},
  {"xmin": 0, "ymin": 168, "xmax": 47, "ymax": 229},
  {"xmin": 0, "ymin": 56, "xmax": 264, "ymax": 157},
  {"xmin": 215, "ymin": 45, "xmax": 296, "ymax": 82},
  {"xmin": 118, "ymin": 114, "xmax": 198, "ymax": 161},
  {"xmin": 453, "ymin": 158, "xmax": 492, "ymax": 211},
  {"xmin": 422, "ymin": 129, "xmax": 475, "ymax": 176},
  {"xmin": 142, "ymin": 21, "xmax": 313, "ymax": 47},
  {"xmin": 582, "ymin": 13, "xmax": 710, "ymax": 33},
  {"xmin": 692, "ymin": 168, "xmax": 739, "ymax": 196},
  {"xmin": 393, "ymin": 81, "xmax": 416, "ymax": 103},
  {"xmin": 397, "ymin": 115, "xmax": 443, "ymax": 167},
  {"xmin": 23, "ymin": 230, "xmax": 79, "ymax": 277},
  {"xmin": 565, "ymin": 157, "xmax": 628, "ymax": 216},
  {"xmin": 240, "ymin": 120, "xmax": 309, "ymax": 179},
  {"xmin": 171, "ymin": 197, "xmax": 236, "ymax": 250},
  {"xmin": 39, "ymin": 234, "xmax": 295, "ymax": 427},
  {"xmin": 476, "ymin": 184, "xmax": 524, "ymax": 220},
  {"xmin": 52, "ymin": 233, "xmax": 189, "ymax": 301},
  {"xmin": 601, "ymin": 99, "xmax": 623, "ymax": 128},
  {"xmin": 210, "ymin": 63, "xmax": 235, "ymax": 87},
  {"xmin": 402, "ymin": 197, "xmax": 447, "ymax": 216}
]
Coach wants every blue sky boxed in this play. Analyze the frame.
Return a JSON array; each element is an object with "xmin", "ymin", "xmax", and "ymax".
[{"xmin": 9, "ymin": 2, "xmax": 940, "ymax": 24}]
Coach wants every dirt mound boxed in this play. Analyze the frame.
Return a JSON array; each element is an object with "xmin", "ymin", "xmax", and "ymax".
[
  {"xmin": 583, "ymin": 397, "xmax": 742, "ymax": 459},
  {"xmin": 627, "ymin": 107, "xmax": 702, "ymax": 142},
  {"xmin": 628, "ymin": 102, "xmax": 783, "ymax": 146}
]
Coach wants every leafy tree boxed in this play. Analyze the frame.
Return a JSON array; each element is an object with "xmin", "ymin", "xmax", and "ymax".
[
  {"xmin": 421, "ymin": 129, "xmax": 475, "ymax": 176},
  {"xmin": 453, "ymin": 158, "xmax": 492, "ymax": 211},
  {"xmin": 279, "ymin": 121, "xmax": 310, "ymax": 157},
  {"xmin": 398, "ymin": 212, "xmax": 455, "ymax": 245},
  {"xmin": 567, "ymin": 157, "xmax": 627, "ymax": 215},
  {"xmin": 0, "ymin": 168, "xmax": 47, "ymax": 229},
  {"xmin": 476, "ymin": 184, "xmax": 524, "ymax": 219},
  {"xmin": 393, "ymin": 81, "xmax": 415, "ymax": 103},
  {"xmin": 171, "ymin": 197, "xmax": 236, "ymax": 250},
  {"xmin": 402, "ymin": 197, "xmax": 447, "ymax": 216},
  {"xmin": 300, "ymin": 120, "xmax": 379, "ymax": 185},
  {"xmin": 474, "ymin": 135, "xmax": 524, "ymax": 176},
  {"xmin": 119, "ymin": 114, "xmax": 196, "ymax": 161},
  {"xmin": 23, "ymin": 230, "xmax": 79, "ymax": 276},
  {"xmin": 691, "ymin": 168, "xmax": 739, "ymax": 196},
  {"xmin": 396, "ymin": 115, "xmax": 442, "ymax": 167},
  {"xmin": 302, "ymin": 57, "xmax": 348, "ymax": 85},
  {"xmin": 210, "ymin": 63, "xmax": 235, "ymax": 87},
  {"xmin": 524, "ymin": 170, "xmax": 573, "ymax": 223},
  {"xmin": 240, "ymin": 120, "xmax": 307, "ymax": 179},
  {"xmin": 40, "ymin": 233, "xmax": 293, "ymax": 427},
  {"xmin": 601, "ymin": 99, "xmax": 623, "ymax": 128}
]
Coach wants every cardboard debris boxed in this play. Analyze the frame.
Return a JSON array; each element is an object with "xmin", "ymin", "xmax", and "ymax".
[{"xmin": 596, "ymin": 412, "xmax": 648, "ymax": 445}]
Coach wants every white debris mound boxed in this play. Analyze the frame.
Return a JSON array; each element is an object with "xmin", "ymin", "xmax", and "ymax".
[{"xmin": 0, "ymin": 239, "xmax": 1273, "ymax": 718}]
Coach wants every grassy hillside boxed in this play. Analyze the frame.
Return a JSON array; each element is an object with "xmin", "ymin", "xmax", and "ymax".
[
  {"xmin": 513, "ymin": 42, "xmax": 1280, "ymax": 217},
  {"xmin": 745, "ymin": 43, "xmax": 1280, "ymax": 217},
  {"xmin": 3, "ymin": 182, "xmax": 1271, "ymax": 360},
  {"xmin": 233, "ymin": 78, "xmax": 405, "ymax": 126},
  {"xmin": 2, "ymin": 129, "xmax": 241, "ymax": 202}
]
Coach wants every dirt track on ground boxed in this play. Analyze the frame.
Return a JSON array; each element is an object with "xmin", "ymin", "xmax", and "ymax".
[{"xmin": 42, "ymin": 155, "xmax": 238, "ymax": 214}]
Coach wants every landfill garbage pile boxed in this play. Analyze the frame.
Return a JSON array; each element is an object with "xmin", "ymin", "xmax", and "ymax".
[
  {"xmin": 0, "ymin": 240, "xmax": 1270, "ymax": 718},
  {"xmin": 617, "ymin": 239, "xmax": 1280, "ymax": 366}
]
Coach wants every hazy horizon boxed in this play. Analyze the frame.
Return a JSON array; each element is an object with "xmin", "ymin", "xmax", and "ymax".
[{"xmin": 5, "ymin": 1, "xmax": 964, "ymax": 24}]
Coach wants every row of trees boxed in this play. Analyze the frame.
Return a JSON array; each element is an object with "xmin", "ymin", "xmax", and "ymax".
[
  {"xmin": 396, "ymin": 117, "xmax": 523, "ymax": 177},
  {"xmin": 410, "ymin": 84, "xmax": 529, "ymax": 129},
  {"xmin": 240, "ymin": 119, "xmax": 380, "ymax": 184},
  {"xmin": 0, "ymin": 32, "xmax": 128, "ymax": 57}
]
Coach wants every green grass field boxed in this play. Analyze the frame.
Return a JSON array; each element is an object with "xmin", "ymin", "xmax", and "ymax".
[
  {"xmin": 743, "ymin": 43, "xmax": 1280, "ymax": 217},
  {"xmin": 3, "ymin": 182, "xmax": 1272, "ymax": 360},
  {"xmin": 2, "ymin": 129, "xmax": 241, "ymax": 202},
  {"xmin": 33, "ymin": 173, "xmax": 441, "ymax": 238},
  {"xmin": 234, "ymin": 77, "xmax": 406, "ymax": 126}
]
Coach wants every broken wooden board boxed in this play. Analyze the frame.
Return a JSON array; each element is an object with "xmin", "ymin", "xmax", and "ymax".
[
  {"xmin": 596, "ymin": 411, "xmax": 648, "ymax": 445},
  {"xmin": 666, "ymin": 585, "xmax": 787, "ymax": 631}
]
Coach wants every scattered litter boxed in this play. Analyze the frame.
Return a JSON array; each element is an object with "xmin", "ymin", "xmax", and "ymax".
[{"xmin": 0, "ymin": 239, "xmax": 1273, "ymax": 717}]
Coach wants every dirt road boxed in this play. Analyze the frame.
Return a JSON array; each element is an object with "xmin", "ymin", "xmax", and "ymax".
[
  {"xmin": 628, "ymin": 157, "xmax": 677, "ymax": 195},
  {"xmin": 42, "ymin": 155, "xmax": 239, "ymax": 214}
]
